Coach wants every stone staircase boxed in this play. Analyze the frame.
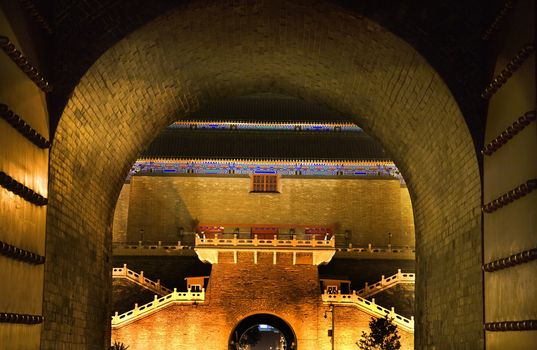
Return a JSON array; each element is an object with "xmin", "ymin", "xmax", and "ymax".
[
  {"xmin": 322, "ymin": 291, "xmax": 414, "ymax": 332},
  {"xmin": 111, "ymin": 288, "xmax": 205, "ymax": 328},
  {"xmin": 112, "ymin": 264, "xmax": 172, "ymax": 296},
  {"xmin": 355, "ymin": 269, "xmax": 415, "ymax": 298}
]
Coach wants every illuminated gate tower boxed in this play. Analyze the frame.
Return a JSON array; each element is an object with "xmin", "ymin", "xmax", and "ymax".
[{"xmin": 111, "ymin": 234, "xmax": 414, "ymax": 349}]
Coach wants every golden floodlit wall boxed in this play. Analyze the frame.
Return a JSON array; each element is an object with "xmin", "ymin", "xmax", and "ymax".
[
  {"xmin": 112, "ymin": 184, "xmax": 131, "ymax": 243},
  {"xmin": 116, "ymin": 175, "xmax": 415, "ymax": 247},
  {"xmin": 112, "ymin": 252, "xmax": 414, "ymax": 349},
  {"xmin": 0, "ymin": 5, "xmax": 49, "ymax": 349},
  {"xmin": 483, "ymin": 0, "xmax": 536, "ymax": 348}
]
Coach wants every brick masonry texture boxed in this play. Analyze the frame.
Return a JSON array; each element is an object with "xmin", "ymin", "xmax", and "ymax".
[
  {"xmin": 112, "ymin": 184, "xmax": 130, "ymax": 243},
  {"xmin": 46, "ymin": 1, "xmax": 482, "ymax": 348},
  {"xmin": 121, "ymin": 175, "xmax": 415, "ymax": 247},
  {"xmin": 112, "ymin": 255, "xmax": 414, "ymax": 349}
]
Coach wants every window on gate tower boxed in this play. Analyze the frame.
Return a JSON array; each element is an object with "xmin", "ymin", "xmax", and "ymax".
[{"xmin": 251, "ymin": 174, "xmax": 279, "ymax": 193}]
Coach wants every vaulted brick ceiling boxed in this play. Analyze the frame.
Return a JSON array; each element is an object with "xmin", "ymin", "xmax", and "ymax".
[{"xmin": 26, "ymin": 0, "xmax": 503, "ymax": 150}]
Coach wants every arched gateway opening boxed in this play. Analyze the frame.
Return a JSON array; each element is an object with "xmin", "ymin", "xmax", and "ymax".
[
  {"xmin": 229, "ymin": 314, "xmax": 297, "ymax": 350},
  {"xmin": 43, "ymin": 1, "xmax": 481, "ymax": 349}
]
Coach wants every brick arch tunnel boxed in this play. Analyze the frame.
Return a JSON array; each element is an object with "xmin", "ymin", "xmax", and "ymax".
[
  {"xmin": 229, "ymin": 313, "xmax": 297, "ymax": 350},
  {"xmin": 44, "ymin": 0, "xmax": 481, "ymax": 348}
]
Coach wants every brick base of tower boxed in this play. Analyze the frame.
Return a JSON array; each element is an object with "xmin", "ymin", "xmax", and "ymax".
[{"xmin": 112, "ymin": 251, "xmax": 413, "ymax": 349}]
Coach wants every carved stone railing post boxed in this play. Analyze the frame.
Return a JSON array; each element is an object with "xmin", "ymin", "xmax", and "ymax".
[
  {"xmin": 321, "ymin": 292, "xmax": 414, "ymax": 332},
  {"xmin": 354, "ymin": 270, "xmax": 415, "ymax": 298},
  {"xmin": 113, "ymin": 265, "xmax": 171, "ymax": 295},
  {"xmin": 112, "ymin": 286, "xmax": 206, "ymax": 328}
]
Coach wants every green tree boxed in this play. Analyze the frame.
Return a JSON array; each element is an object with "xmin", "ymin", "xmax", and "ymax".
[
  {"xmin": 110, "ymin": 341, "xmax": 129, "ymax": 350},
  {"xmin": 356, "ymin": 314, "xmax": 401, "ymax": 350}
]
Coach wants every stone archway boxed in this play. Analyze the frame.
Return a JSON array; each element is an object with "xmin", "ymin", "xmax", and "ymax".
[
  {"xmin": 229, "ymin": 313, "xmax": 297, "ymax": 350},
  {"xmin": 43, "ymin": 1, "xmax": 482, "ymax": 349}
]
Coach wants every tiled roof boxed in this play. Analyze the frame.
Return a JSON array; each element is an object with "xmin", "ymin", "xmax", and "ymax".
[{"xmin": 141, "ymin": 128, "xmax": 390, "ymax": 161}]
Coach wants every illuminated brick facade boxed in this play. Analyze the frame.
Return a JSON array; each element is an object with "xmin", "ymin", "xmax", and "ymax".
[
  {"xmin": 115, "ymin": 175, "xmax": 415, "ymax": 248},
  {"xmin": 112, "ymin": 240, "xmax": 414, "ymax": 349}
]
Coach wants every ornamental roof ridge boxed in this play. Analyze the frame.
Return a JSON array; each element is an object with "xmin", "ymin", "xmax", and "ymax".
[
  {"xmin": 136, "ymin": 156, "xmax": 395, "ymax": 164},
  {"xmin": 167, "ymin": 121, "xmax": 363, "ymax": 133},
  {"xmin": 172, "ymin": 120, "xmax": 358, "ymax": 125}
]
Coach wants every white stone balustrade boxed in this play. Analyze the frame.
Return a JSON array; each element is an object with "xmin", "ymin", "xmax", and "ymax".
[
  {"xmin": 195, "ymin": 234, "xmax": 335, "ymax": 248},
  {"xmin": 111, "ymin": 238, "xmax": 414, "ymax": 260},
  {"xmin": 355, "ymin": 269, "xmax": 415, "ymax": 298},
  {"xmin": 112, "ymin": 264, "xmax": 172, "ymax": 296},
  {"xmin": 342, "ymin": 243, "xmax": 415, "ymax": 253},
  {"xmin": 111, "ymin": 288, "xmax": 205, "ymax": 328},
  {"xmin": 195, "ymin": 234, "xmax": 336, "ymax": 265},
  {"xmin": 113, "ymin": 241, "xmax": 188, "ymax": 250},
  {"xmin": 322, "ymin": 291, "xmax": 414, "ymax": 333},
  {"xmin": 336, "ymin": 244, "xmax": 415, "ymax": 259}
]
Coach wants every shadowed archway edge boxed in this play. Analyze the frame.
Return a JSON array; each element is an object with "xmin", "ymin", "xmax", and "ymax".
[
  {"xmin": 229, "ymin": 313, "xmax": 297, "ymax": 350},
  {"xmin": 44, "ymin": 1, "xmax": 482, "ymax": 349}
]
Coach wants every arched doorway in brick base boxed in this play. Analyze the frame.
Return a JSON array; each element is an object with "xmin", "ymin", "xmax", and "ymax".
[
  {"xmin": 229, "ymin": 314, "xmax": 297, "ymax": 350},
  {"xmin": 43, "ymin": 1, "xmax": 482, "ymax": 349}
]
